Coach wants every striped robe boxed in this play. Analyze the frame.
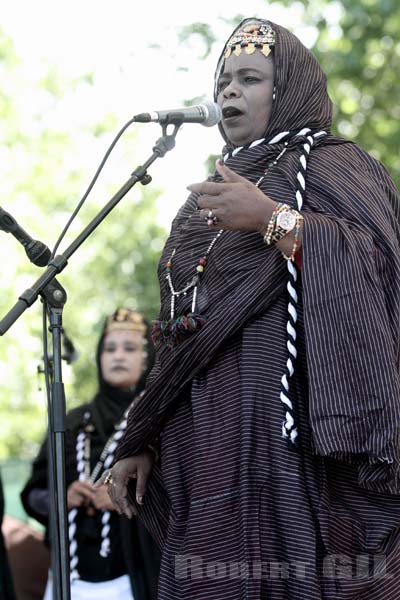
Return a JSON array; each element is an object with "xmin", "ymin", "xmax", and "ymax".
[{"xmin": 116, "ymin": 20, "xmax": 400, "ymax": 600}]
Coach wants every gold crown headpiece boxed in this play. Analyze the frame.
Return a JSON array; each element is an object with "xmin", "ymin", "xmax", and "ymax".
[
  {"xmin": 104, "ymin": 308, "xmax": 147, "ymax": 334},
  {"xmin": 224, "ymin": 22, "xmax": 275, "ymax": 59}
]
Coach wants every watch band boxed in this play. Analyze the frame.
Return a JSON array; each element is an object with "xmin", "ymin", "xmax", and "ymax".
[{"xmin": 263, "ymin": 204, "xmax": 299, "ymax": 245}]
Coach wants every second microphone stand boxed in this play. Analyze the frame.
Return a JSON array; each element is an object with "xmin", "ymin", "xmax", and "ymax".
[{"xmin": 0, "ymin": 121, "xmax": 182, "ymax": 600}]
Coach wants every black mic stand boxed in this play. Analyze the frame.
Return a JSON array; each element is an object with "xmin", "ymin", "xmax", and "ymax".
[
  {"xmin": 0, "ymin": 122, "xmax": 181, "ymax": 600},
  {"xmin": 44, "ymin": 285, "xmax": 70, "ymax": 600}
]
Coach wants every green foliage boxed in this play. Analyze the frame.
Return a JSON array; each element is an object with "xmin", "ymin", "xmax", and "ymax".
[
  {"xmin": 205, "ymin": 153, "xmax": 222, "ymax": 174},
  {"xmin": 59, "ymin": 189, "xmax": 166, "ymax": 405},
  {"xmin": 289, "ymin": 0, "xmax": 400, "ymax": 187},
  {"xmin": 182, "ymin": 1, "xmax": 400, "ymax": 188},
  {"xmin": 178, "ymin": 23, "xmax": 217, "ymax": 59},
  {"xmin": 0, "ymin": 28, "xmax": 167, "ymax": 459}
]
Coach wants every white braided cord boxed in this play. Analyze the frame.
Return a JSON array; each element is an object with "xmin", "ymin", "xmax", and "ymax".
[
  {"xmin": 97, "ymin": 418, "xmax": 128, "ymax": 558},
  {"xmin": 68, "ymin": 413, "xmax": 89, "ymax": 582},
  {"xmin": 223, "ymin": 128, "xmax": 328, "ymax": 444},
  {"xmin": 281, "ymin": 132, "xmax": 328, "ymax": 443}
]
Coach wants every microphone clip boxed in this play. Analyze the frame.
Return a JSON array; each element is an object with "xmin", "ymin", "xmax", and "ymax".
[{"xmin": 155, "ymin": 121, "xmax": 181, "ymax": 157}]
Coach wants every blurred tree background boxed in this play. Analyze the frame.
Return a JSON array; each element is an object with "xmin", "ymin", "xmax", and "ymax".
[
  {"xmin": 285, "ymin": 0, "xmax": 399, "ymax": 185},
  {"xmin": 0, "ymin": 0, "xmax": 399, "ymax": 466},
  {"xmin": 0, "ymin": 28, "xmax": 166, "ymax": 461},
  {"xmin": 182, "ymin": 0, "xmax": 400, "ymax": 188}
]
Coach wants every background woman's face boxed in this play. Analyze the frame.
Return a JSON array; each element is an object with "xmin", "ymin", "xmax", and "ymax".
[
  {"xmin": 217, "ymin": 50, "xmax": 274, "ymax": 147},
  {"xmin": 100, "ymin": 329, "xmax": 145, "ymax": 390}
]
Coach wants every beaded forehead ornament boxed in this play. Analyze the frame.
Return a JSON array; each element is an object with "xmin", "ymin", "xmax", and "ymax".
[
  {"xmin": 224, "ymin": 21, "xmax": 276, "ymax": 59},
  {"xmin": 104, "ymin": 308, "xmax": 147, "ymax": 334}
]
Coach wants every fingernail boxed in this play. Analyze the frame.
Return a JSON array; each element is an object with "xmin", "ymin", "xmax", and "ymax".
[{"xmin": 137, "ymin": 495, "xmax": 144, "ymax": 505}]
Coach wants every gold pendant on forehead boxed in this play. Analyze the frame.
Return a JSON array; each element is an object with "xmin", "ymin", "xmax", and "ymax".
[
  {"xmin": 245, "ymin": 43, "xmax": 256, "ymax": 55},
  {"xmin": 262, "ymin": 45, "xmax": 271, "ymax": 57}
]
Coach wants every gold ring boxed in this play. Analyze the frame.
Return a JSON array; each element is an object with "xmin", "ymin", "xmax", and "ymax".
[
  {"xmin": 206, "ymin": 210, "xmax": 218, "ymax": 226},
  {"xmin": 104, "ymin": 471, "xmax": 113, "ymax": 485}
]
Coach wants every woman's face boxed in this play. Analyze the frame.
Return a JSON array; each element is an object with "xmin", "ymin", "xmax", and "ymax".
[
  {"xmin": 100, "ymin": 329, "xmax": 145, "ymax": 390},
  {"xmin": 217, "ymin": 50, "xmax": 274, "ymax": 147}
]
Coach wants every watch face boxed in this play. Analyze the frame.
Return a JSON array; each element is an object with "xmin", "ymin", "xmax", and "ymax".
[{"xmin": 277, "ymin": 210, "xmax": 296, "ymax": 231}]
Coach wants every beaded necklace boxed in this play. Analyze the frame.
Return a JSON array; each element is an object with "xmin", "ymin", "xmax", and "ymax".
[
  {"xmin": 166, "ymin": 229, "xmax": 223, "ymax": 320},
  {"xmin": 151, "ymin": 143, "xmax": 289, "ymax": 348},
  {"xmin": 151, "ymin": 231, "xmax": 223, "ymax": 348}
]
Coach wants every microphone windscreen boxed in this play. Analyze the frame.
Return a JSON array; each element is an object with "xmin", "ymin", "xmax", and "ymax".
[{"xmin": 202, "ymin": 100, "xmax": 222, "ymax": 127}]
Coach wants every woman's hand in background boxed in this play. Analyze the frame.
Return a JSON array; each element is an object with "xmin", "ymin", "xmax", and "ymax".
[
  {"xmin": 91, "ymin": 485, "xmax": 116, "ymax": 512},
  {"xmin": 67, "ymin": 480, "xmax": 96, "ymax": 509},
  {"xmin": 68, "ymin": 479, "xmax": 121, "ymax": 513}
]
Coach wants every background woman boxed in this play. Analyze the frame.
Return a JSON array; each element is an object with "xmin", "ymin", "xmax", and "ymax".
[
  {"xmin": 101, "ymin": 19, "xmax": 400, "ymax": 600},
  {"xmin": 22, "ymin": 308, "xmax": 160, "ymax": 600}
]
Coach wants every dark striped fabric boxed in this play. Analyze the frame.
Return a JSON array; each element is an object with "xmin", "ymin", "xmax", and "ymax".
[{"xmin": 116, "ymin": 20, "xmax": 400, "ymax": 599}]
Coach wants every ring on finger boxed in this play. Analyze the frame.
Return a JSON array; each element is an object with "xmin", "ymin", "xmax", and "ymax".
[
  {"xmin": 203, "ymin": 209, "xmax": 213, "ymax": 222},
  {"xmin": 206, "ymin": 210, "xmax": 219, "ymax": 226}
]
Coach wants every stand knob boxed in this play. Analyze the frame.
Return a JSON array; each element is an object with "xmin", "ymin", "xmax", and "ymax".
[{"xmin": 141, "ymin": 174, "xmax": 152, "ymax": 185}]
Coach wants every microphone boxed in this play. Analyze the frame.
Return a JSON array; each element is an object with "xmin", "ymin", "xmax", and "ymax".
[
  {"xmin": 0, "ymin": 206, "xmax": 51, "ymax": 267},
  {"xmin": 133, "ymin": 99, "xmax": 222, "ymax": 127}
]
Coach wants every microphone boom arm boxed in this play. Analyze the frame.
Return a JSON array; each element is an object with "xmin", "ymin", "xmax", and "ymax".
[{"xmin": 0, "ymin": 123, "xmax": 180, "ymax": 335}]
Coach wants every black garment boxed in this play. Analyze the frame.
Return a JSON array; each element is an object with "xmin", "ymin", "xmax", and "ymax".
[
  {"xmin": 22, "ymin": 375, "xmax": 160, "ymax": 600},
  {"xmin": 22, "ymin": 318, "xmax": 160, "ymax": 598},
  {"xmin": 0, "ymin": 470, "xmax": 16, "ymax": 600}
]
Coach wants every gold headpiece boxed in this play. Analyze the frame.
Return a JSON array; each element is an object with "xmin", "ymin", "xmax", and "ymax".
[
  {"xmin": 224, "ymin": 22, "xmax": 275, "ymax": 59},
  {"xmin": 104, "ymin": 308, "xmax": 147, "ymax": 334}
]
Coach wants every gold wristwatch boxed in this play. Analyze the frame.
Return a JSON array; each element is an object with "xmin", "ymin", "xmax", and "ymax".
[
  {"xmin": 274, "ymin": 208, "xmax": 298, "ymax": 241},
  {"xmin": 263, "ymin": 204, "xmax": 299, "ymax": 245}
]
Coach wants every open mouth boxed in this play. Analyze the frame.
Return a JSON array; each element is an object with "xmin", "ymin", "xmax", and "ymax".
[{"xmin": 222, "ymin": 106, "xmax": 244, "ymax": 120}]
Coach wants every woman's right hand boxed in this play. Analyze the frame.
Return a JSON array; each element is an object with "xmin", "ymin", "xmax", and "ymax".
[
  {"xmin": 67, "ymin": 480, "xmax": 96, "ymax": 509},
  {"xmin": 95, "ymin": 450, "xmax": 155, "ymax": 519}
]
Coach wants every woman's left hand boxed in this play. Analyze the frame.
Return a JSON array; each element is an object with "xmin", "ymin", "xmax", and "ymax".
[
  {"xmin": 187, "ymin": 160, "xmax": 276, "ymax": 233},
  {"xmin": 91, "ymin": 485, "xmax": 116, "ymax": 512}
]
